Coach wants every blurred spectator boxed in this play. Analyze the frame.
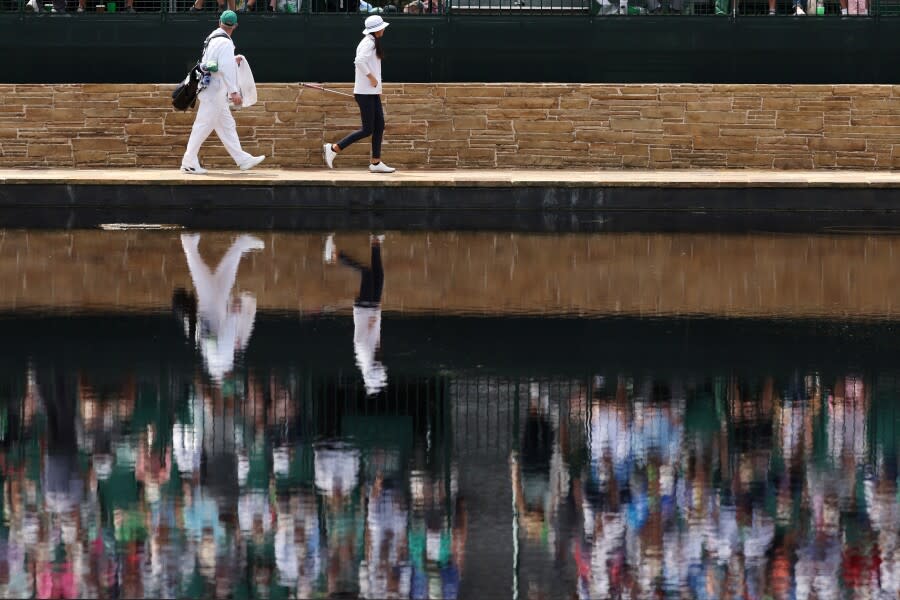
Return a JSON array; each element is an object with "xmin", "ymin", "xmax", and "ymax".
[
  {"xmin": 26, "ymin": 0, "xmax": 134, "ymax": 11},
  {"xmin": 841, "ymin": 0, "xmax": 867, "ymax": 14},
  {"xmin": 190, "ymin": 0, "xmax": 237, "ymax": 11}
]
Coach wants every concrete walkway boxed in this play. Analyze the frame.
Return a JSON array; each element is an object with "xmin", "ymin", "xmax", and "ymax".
[{"xmin": 3, "ymin": 168, "xmax": 900, "ymax": 187}]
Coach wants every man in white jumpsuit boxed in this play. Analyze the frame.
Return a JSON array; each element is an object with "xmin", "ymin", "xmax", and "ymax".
[{"xmin": 181, "ymin": 10, "xmax": 265, "ymax": 175}]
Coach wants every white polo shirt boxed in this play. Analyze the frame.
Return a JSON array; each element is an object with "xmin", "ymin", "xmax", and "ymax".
[{"xmin": 353, "ymin": 34, "xmax": 383, "ymax": 95}]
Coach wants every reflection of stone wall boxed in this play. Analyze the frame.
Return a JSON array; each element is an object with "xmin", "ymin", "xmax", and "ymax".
[
  {"xmin": 1, "ymin": 231, "xmax": 899, "ymax": 319},
  {"xmin": 4, "ymin": 83, "xmax": 900, "ymax": 169}
]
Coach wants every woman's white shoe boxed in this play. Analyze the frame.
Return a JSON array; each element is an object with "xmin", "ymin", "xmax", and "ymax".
[{"xmin": 369, "ymin": 162, "xmax": 396, "ymax": 173}]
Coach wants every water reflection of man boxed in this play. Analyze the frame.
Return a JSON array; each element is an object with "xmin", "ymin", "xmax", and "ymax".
[
  {"xmin": 175, "ymin": 233, "xmax": 264, "ymax": 383},
  {"xmin": 314, "ymin": 441, "xmax": 364, "ymax": 596},
  {"xmin": 324, "ymin": 234, "xmax": 387, "ymax": 396}
]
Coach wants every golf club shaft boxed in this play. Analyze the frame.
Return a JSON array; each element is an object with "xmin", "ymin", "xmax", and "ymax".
[{"xmin": 301, "ymin": 83, "xmax": 354, "ymax": 98}]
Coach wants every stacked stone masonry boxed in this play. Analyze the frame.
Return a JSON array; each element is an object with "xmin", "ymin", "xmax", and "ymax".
[{"xmin": 4, "ymin": 83, "xmax": 900, "ymax": 169}]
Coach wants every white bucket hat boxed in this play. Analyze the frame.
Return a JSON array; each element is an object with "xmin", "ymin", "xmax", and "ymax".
[{"xmin": 363, "ymin": 14, "xmax": 390, "ymax": 35}]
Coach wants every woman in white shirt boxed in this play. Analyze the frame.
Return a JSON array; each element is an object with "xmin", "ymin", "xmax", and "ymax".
[{"xmin": 323, "ymin": 15, "xmax": 396, "ymax": 174}]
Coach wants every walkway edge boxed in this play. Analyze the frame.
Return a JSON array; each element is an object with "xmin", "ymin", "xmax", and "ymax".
[{"xmin": 4, "ymin": 168, "xmax": 900, "ymax": 188}]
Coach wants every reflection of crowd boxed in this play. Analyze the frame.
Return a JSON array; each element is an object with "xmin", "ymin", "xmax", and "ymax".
[
  {"xmin": 0, "ymin": 366, "xmax": 466, "ymax": 599},
  {"xmin": 510, "ymin": 374, "xmax": 899, "ymax": 599},
  {"xmin": 0, "ymin": 364, "xmax": 897, "ymax": 598}
]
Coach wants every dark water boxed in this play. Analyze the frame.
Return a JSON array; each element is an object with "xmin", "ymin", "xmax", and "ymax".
[{"xmin": 0, "ymin": 230, "xmax": 898, "ymax": 599}]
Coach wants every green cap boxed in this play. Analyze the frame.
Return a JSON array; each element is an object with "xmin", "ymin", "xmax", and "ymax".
[{"xmin": 220, "ymin": 9, "xmax": 237, "ymax": 25}]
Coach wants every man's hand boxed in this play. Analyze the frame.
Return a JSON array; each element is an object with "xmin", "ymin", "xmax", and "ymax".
[
  {"xmin": 235, "ymin": 54, "xmax": 244, "ymax": 66},
  {"xmin": 230, "ymin": 92, "xmax": 243, "ymax": 106}
]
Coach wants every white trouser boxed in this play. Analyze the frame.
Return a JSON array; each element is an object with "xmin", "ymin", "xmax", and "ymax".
[
  {"xmin": 182, "ymin": 234, "xmax": 259, "ymax": 331},
  {"xmin": 182, "ymin": 91, "xmax": 253, "ymax": 168}
]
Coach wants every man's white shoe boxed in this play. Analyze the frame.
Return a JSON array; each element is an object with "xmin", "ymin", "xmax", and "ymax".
[
  {"xmin": 239, "ymin": 155, "xmax": 266, "ymax": 171},
  {"xmin": 323, "ymin": 144, "xmax": 337, "ymax": 169},
  {"xmin": 25, "ymin": 0, "xmax": 39, "ymax": 11},
  {"xmin": 794, "ymin": 6, "xmax": 805, "ymax": 14},
  {"xmin": 369, "ymin": 162, "xmax": 396, "ymax": 173},
  {"xmin": 180, "ymin": 164, "xmax": 208, "ymax": 175}
]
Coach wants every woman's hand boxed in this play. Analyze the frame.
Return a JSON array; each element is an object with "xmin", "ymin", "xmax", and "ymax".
[{"xmin": 367, "ymin": 73, "xmax": 378, "ymax": 87}]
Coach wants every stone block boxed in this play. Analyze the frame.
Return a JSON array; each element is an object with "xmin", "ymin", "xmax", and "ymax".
[
  {"xmin": 650, "ymin": 148, "xmax": 672, "ymax": 162},
  {"xmin": 575, "ymin": 130, "xmax": 633, "ymax": 143},
  {"xmin": 559, "ymin": 95, "xmax": 591, "ymax": 110},
  {"xmin": 761, "ymin": 97, "xmax": 798, "ymax": 110},
  {"xmin": 813, "ymin": 151, "xmax": 836, "ymax": 167},
  {"xmin": 73, "ymin": 150, "xmax": 110, "ymax": 165},
  {"xmin": 118, "ymin": 97, "xmax": 166, "ymax": 108},
  {"xmin": 640, "ymin": 106, "xmax": 685, "ymax": 120},
  {"xmin": 834, "ymin": 153, "xmax": 877, "ymax": 168},
  {"xmin": 807, "ymin": 137, "xmax": 867, "ymax": 152},
  {"xmin": 27, "ymin": 143, "xmax": 72, "ymax": 159},
  {"xmin": 850, "ymin": 115, "xmax": 900, "ymax": 127},
  {"xmin": 515, "ymin": 121, "xmax": 575, "ymax": 134},
  {"xmin": 262, "ymin": 101, "xmax": 299, "ymax": 113},
  {"xmin": 685, "ymin": 101, "xmax": 733, "ymax": 112},
  {"xmin": 610, "ymin": 118, "xmax": 663, "ymax": 132},
  {"xmin": 725, "ymin": 152, "xmax": 773, "ymax": 167},
  {"xmin": 125, "ymin": 123, "xmax": 165, "ymax": 136},
  {"xmin": 663, "ymin": 123, "xmax": 720, "ymax": 137},
  {"xmin": 775, "ymin": 113, "xmax": 823, "ymax": 132},
  {"xmin": 615, "ymin": 143, "xmax": 649, "ymax": 156},
  {"xmin": 693, "ymin": 136, "xmax": 757, "ymax": 150},
  {"xmin": 622, "ymin": 155, "xmax": 650, "ymax": 167},
  {"xmin": 275, "ymin": 108, "xmax": 325, "ymax": 124},
  {"xmin": 773, "ymin": 156, "xmax": 814, "ymax": 169},
  {"xmin": 257, "ymin": 87, "xmax": 300, "ymax": 102},
  {"xmin": 685, "ymin": 111, "xmax": 747, "ymax": 124},
  {"xmin": 452, "ymin": 116, "xmax": 488, "ymax": 130},
  {"xmin": 496, "ymin": 97, "xmax": 558, "ymax": 109},
  {"xmin": 73, "ymin": 138, "xmax": 127, "ymax": 152}
]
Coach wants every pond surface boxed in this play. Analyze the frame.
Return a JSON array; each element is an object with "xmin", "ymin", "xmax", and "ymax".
[{"xmin": 0, "ymin": 229, "xmax": 897, "ymax": 599}]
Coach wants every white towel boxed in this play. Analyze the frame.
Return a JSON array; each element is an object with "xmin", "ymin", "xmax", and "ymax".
[{"xmin": 235, "ymin": 55, "xmax": 258, "ymax": 108}]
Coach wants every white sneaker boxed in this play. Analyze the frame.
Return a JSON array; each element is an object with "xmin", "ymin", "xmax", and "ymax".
[
  {"xmin": 76, "ymin": 6, "xmax": 83, "ymax": 11},
  {"xmin": 323, "ymin": 143, "xmax": 337, "ymax": 169},
  {"xmin": 180, "ymin": 233, "xmax": 201, "ymax": 249},
  {"xmin": 794, "ymin": 6, "xmax": 805, "ymax": 14},
  {"xmin": 323, "ymin": 234, "xmax": 336, "ymax": 264},
  {"xmin": 369, "ymin": 162, "xmax": 396, "ymax": 173},
  {"xmin": 25, "ymin": 0, "xmax": 39, "ymax": 11},
  {"xmin": 239, "ymin": 155, "xmax": 266, "ymax": 171},
  {"xmin": 236, "ymin": 234, "xmax": 265, "ymax": 252},
  {"xmin": 180, "ymin": 164, "xmax": 208, "ymax": 175}
]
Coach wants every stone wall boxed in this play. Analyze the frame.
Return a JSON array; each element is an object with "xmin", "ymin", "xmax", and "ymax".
[{"xmin": 3, "ymin": 83, "xmax": 900, "ymax": 169}]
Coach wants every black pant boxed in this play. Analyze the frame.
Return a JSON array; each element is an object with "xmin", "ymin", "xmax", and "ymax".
[
  {"xmin": 336, "ymin": 94, "xmax": 384, "ymax": 160},
  {"xmin": 339, "ymin": 244, "xmax": 383, "ymax": 306}
]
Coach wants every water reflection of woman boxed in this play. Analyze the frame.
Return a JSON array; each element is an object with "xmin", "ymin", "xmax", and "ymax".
[
  {"xmin": 360, "ymin": 463, "xmax": 410, "ymax": 599},
  {"xmin": 324, "ymin": 234, "xmax": 387, "ymax": 396},
  {"xmin": 174, "ymin": 233, "xmax": 264, "ymax": 383}
]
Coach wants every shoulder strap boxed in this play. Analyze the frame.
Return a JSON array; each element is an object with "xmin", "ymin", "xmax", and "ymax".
[{"xmin": 200, "ymin": 31, "xmax": 230, "ymax": 61}]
